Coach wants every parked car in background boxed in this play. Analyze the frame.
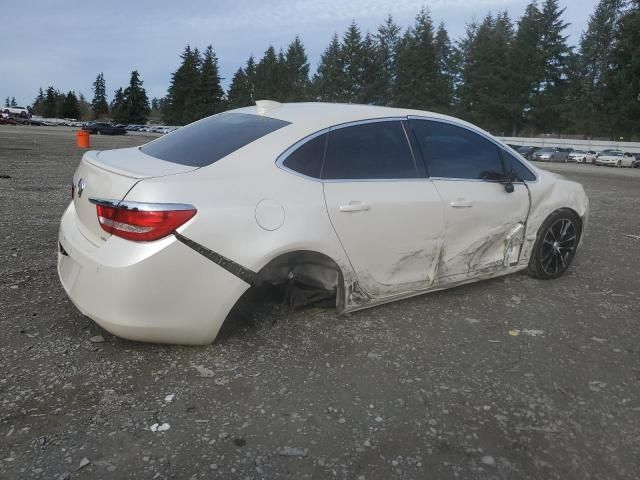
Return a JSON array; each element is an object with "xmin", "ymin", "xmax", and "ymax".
[
  {"xmin": 595, "ymin": 150, "xmax": 636, "ymax": 167},
  {"xmin": 568, "ymin": 150, "xmax": 597, "ymax": 163},
  {"xmin": 532, "ymin": 147, "xmax": 570, "ymax": 162},
  {"xmin": 2, "ymin": 106, "xmax": 30, "ymax": 117},
  {"xmin": 58, "ymin": 101, "xmax": 588, "ymax": 344},
  {"xmin": 516, "ymin": 145, "xmax": 540, "ymax": 160},
  {"xmin": 82, "ymin": 122, "xmax": 127, "ymax": 135}
]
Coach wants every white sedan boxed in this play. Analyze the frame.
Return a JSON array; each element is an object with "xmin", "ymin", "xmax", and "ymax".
[
  {"xmin": 595, "ymin": 150, "xmax": 636, "ymax": 167},
  {"xmin": 58, "ymin": 102, "xmax": 588, "ymax": 345}
]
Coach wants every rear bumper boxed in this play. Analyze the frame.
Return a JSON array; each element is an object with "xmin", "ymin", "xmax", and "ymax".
[{"xmin": 57, "ymin": 202, "xmax": 249, "ymax": 345}]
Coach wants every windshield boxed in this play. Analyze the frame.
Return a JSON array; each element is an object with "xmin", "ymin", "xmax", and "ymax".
[{"xmin": 141, "ymin": 113, "xmax": 290, "ymax": 167}]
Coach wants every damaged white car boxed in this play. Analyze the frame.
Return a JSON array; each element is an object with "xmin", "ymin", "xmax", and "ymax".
[{"xmin": 58, "ymin": 101, "xmax": 588, "ymax": 345}]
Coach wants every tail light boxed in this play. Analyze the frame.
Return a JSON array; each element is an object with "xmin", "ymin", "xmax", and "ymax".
[{"xmin": 90, "ymin": 199, "xmax": 196, "ymax": 242}]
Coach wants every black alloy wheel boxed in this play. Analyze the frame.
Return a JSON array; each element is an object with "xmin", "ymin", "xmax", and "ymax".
[{"xmin": 528, "ymin": 210, "xmax": 581, "ymax": 279}]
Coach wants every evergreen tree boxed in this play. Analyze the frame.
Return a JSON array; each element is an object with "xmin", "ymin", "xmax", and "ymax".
[
  {"xmin": 198, "ymin": 45, "xmax": 225, "ymax": 117},
  {"xmin": 10, "ymin": 97, "xmax": 17, "ymax": 107},
  {"xmin": 164, "ymin": 45, "xmax": 202, "ymax": 125},
  {"xmin": 61, "ymin": 91, "xmax": 80, "ymax": 119},
  {"xmin": 458, "ymin": 13, "xmax": 515, "ymax": 134},
  {"xmin": 509, "ymin": 2, "xmax": 543, "ymax": 134},
  {"xmin": 227, "ymin": 68, "xmax": 252, "ymax": 108},
  {"xmin": 3, "ymin": 97, "xmax": 9, "ymax": 108},
  {"xmin": 313, "ymin": 34, "xmax": 346, "ymax": 101},
  {"xmin": 531, "ymin": 0, "xmax": 572, "ymax": 133},
  {"xmin": 255, "ymin": 46, "xmax": 286, "ymax": 100},
  {"xmin": 43, "ymin": 86, "xmax": 58, "ymax": 118},
  {"xmin": 120, "ymin": 70, "xmax": 150, "ymax": 124},
  {"xmin": 283, "ymin": 36, "xmax": 311, "ymax": 101},
  {"xmin": 376, "ymin": 15, "xmax": 402, "ymax": 104},
  {"xmin": 571, "ymin": 0, "xmax": 627, "ymax": 137},
  {"xmin": 32, "ymin": 88, "xmax": 45, "ymax": 115},
  {"xmin": 341, "ymin": 21, "xmax": 365, "ymax": 101},
  {"xmin": 359, "ymin": 32, "xmax": 387, "ymax": 104},
  {"xmin": 394, "ymin": 8, "xmax": 438, "ymax": 109},
  {"xmin": 110, "ymin": 87, "xmax": 125, "ymax": 122},
  {"xmin": 91, "ymin": 72, "xmax": 109, "ymax": 119},
  {"xmin": 608, "ymin": 0, "xmax": 640, "ymax": 139},
  {"xmin": 433, "ymin": 22, "xmax": 457, "ymax": 113}
]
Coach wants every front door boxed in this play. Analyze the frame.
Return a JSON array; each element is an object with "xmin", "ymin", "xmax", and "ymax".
[
  {"xmin": 409, "ymin": 118, "xmax": 531, "ymax": 282},
  {"xmin": 322, "ymin": 120, "xmax": 445, "ymax": 298}
]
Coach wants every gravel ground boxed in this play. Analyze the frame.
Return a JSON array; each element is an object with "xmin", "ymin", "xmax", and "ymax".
[{"xmin": 1, "ymin": 126, "xmax": 639, "ymax": 480}]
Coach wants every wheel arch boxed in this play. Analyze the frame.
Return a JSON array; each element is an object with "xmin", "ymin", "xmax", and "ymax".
[{"xmin": 255, "ymin": 249, "xmax": 350, "ymax": 311}]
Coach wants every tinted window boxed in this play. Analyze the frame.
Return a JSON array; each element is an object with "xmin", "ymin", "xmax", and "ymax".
[
  {"xmin": 282, "ymin": 133, "xmax": 326, "ymax": 178},
  {"xmin": 502, "ymin": 150, "xmax": 536, "ymax": 182},
  {"xmin": 323, "ymin": 121, "xmax": 416, "ymax": 180},
  {"xmin": 141, "ymin": 113, "xmax": 290, "ymax": 167},
  {"xmin": 410, "ymin": 120, "xmax": 504, "ymax": 180}
]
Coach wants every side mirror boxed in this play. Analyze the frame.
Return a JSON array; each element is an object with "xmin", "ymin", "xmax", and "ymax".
[
  {"xmin": 502, "ymin": 170, "xmax": 516, "ymax": 193},
  {"xmin": 504, "ymin": 181, "xmax": 514, "ymax": 194}
]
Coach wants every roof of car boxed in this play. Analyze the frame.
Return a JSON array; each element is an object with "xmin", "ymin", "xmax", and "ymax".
[{"xmin": 233, "ymin": 101, "xmax": 483, "ymax": 135}]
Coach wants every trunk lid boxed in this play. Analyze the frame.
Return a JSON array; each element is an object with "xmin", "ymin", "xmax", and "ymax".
[{"xmin": 72, "ymin": 148, "xmax": 198, "ymax": 245}]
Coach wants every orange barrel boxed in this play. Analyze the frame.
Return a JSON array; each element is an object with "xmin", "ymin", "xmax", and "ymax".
[{"xmin": 76, "ymin": 130, "xmax": 90, "ymax": 148}]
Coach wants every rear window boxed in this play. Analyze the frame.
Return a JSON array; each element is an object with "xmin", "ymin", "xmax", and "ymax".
[{"xmin": 141, "ymin": 113, "xmax": 290, "ymax": 167}]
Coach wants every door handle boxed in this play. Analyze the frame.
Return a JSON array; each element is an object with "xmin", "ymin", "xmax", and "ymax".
[
  {"xmin": 450, "ymin": 200, "xmax": 473, "ymax": 208},
  {"xmin": 339, "ymin": 202, "xmax": 371, "ymax": 212}
]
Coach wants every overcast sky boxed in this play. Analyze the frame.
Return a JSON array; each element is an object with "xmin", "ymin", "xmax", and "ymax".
[{"xmin": 0, "ymin": 0, "xmax": 598, "ymax": 106}]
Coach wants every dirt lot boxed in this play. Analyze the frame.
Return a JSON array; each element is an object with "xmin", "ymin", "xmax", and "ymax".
[{"xmin": 1, "ymin": 125, "xmax": 639, "ymax": 479}]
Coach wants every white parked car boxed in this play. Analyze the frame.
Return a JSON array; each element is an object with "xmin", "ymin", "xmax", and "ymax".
[
  {"xmin": 595, "ymin": 150, "xmax": 636, "ymax": 167},
  {"xmin": 58, "ymin": 102, "xmax": 589, "ymax": 345},
  {"xmin": 568, "ymin": 150, "xmax": 597, "ymax": 163},
  {"xmin": 2, "ymin": 105, "xmax": 30, "ymax": 117}
]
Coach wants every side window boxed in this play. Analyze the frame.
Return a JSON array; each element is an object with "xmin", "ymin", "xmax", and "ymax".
[
  {"xmin": 282, "ymin": 133, "xmax": 326, "ymax": 179},
  {"xmin": 410, "ymin": 120, "xmax": 505, "ymax": 181},
  {"xmin": 502, "ymin": 149, "xmax": 536, "ymax": 182},
  {"xmin": 323, "ymin": 121, "xmax": 417, "ymax": 180}
]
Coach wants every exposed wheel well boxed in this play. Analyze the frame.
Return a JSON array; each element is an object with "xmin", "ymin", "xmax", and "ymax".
[{"xmin": 257, "ymin": 250, "xmax": 345, "ymax": 309}]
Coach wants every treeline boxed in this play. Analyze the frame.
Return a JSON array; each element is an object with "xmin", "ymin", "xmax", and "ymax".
[
  {"xmin": 31, "ymin": 87, "xmax": 89, "ymax": 119},
  {"xmin": 24, "ymin": 0, "xmax": 639, "ymax": 139}
]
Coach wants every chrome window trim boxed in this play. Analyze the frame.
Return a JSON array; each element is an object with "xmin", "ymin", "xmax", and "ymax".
[
  {"xmin": 89, "ymin": 198, "xmax": 196, "ymax": 212},
  {"xmin": 407, "ymin": 115, "xmax": 539, "ymax": 183}
]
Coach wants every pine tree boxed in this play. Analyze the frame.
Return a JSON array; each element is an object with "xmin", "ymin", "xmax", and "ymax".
[
  {"xmin": 376, "ymin": 15, "xmax": 401, "ymax": 104},
  {"xmin": 394, "ymin": 8, "xmax": 438, "ymax": 109},
  {"xmin": 164, "ymin": 45, "xmax": 202, "ymax": 125},
  {"xmin": 255, "ymin": 46, "xmax": 286, "ymax": 101},
  {"xmin": 91, "ymin": 72, "xmax": 109, "ymax": 119},
  {"xmin": 32, "ymin": 88, "xmax": 46, "ymax": 115},
  {"xmin": 572, "ymin": 0, "xmax": 627, "ymax": 137},
  {"xmin": 119, "ymin": 70, "xmax": 150, "ymax": 124},
  {"xmin": 432, "ymin": 23, "xmax": 457, "ymax": 114},
  {"xmin": 198, "ymin": 45, "xmax": 225, "ymax": 117},
  {"xmin": 283, "ymin": 36, "xmax": 310, "ymax": 101},
  {"xmin": 341, "ymin": 21, "xmax": 365, "ymax": 101},
  {"xmin": 509, "ymin": 2, "xmax": 543, "ymax": 134},
  {"xmin": 3, "ymin": 97, "xmax": 9, "ymax": 108},
  {"xmin": 227, "ymin": 68, "xmax": 251, "ymax": 108},
  {"xmin": 313, "ymin": 34, "xmax": 346, "ymax": 101},
  {"xmin": 77, "ymin": 93, "xmax": 92, "ymax": 121},
  {"xmin": 10, "ymin": 97, "xmax": 17, "ymax": 107},
  {"xmin": 458, "ymin": 13, "xmax": 515, "ymax": 134},
  {"xmin": 608, "ymin": 0, "xmax": 640, "ymax": 139},
  {"xmin": 359, "ymin": 33, "xmax": 387, "ymax": 104},
  {"xmin": 110, "ymin": 87, "xmax": 125, "ymax": 122},
  {"xmin": 531, "ymin": 0, "xmax": 572, "ymax": 133},
  {"xmin": 43, "ymin": 86, "xmax": 58, "ymax": 118},
  {"xmin": 61, "ymin": 91, "xmax": 81, "ymax": 119}
]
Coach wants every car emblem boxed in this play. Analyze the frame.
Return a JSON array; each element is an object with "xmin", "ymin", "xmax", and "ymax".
[{"xmin": 77, "ymin": 178, "xmax": 86, "ymax": 198}]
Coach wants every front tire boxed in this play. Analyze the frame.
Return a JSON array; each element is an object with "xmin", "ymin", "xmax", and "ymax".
[
  {"xmin": 528, "ymin": 210, "xmax": 581, "ymax": 280},
  {"xmin": 616, "ymin": 160, "xmax": 621, "ymax": 168}
]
